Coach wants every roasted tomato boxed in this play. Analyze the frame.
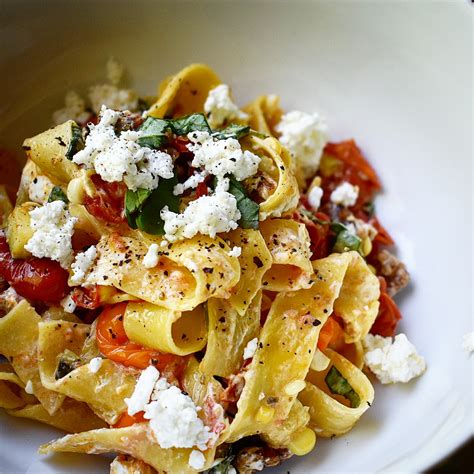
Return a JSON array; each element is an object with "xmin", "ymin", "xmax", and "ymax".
[
  {"xmin": 84, "ymin": 174, "xmax": 127, "ymax": 224},
  {"xmin": 0, "ymin": 233, "xmax": 69, "ymax": 303},
  {"xmin": 96, "ymin": 303, "xmax": 187, "ymax": 378},
  {"xmin": 370, "ymin": 277, "xmax": 402, "ymax": 337}
]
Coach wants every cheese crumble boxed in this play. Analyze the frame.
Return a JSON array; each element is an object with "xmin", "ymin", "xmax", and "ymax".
[
  {"xmin": 363, "ymin": 333, "xmax": 426, "ymax": 384},
  {"xmin": 275, "ymin": 110, "xmax": 328, "ymax": 175},
  {"xmin": 204, "ymin": 84, "xmax": 248, "ymax": 128},
  {"xmin": 142, "ymin": 243, "xmax": 160, "ymax": 269},
  {"xmin": 73, "ymin": 107, "xmax": 174, "ymax": 191},
  {"xmin": 307, "ymin": 186, "xmax": 323, "ymax": 211},
  {"xmin": 88, "ymin": 357, "xmax": 103, "ymax": 374},
  {"xmin": 70, "ymin": 245, "xmax": 97, "ymax": 285},
  {"xmin": 330, "ymin": 182, "xmax": 359, "ymax": 207},
  {"xmin": 125, "ymin": 366, "xmax": 211, "ymax": 450},
  {"xmin": 25, "ymin": 201, "xmax": 77, "ymax": 269},
  {"xmin": 161, "ymin": 191, "xmax": 241, "ymax": 242},
  {"xmin": 243, "ymin": 337, "xmax": 258, "ymax": 359},
  {"xmin": 228, "ymin": 246, "xmax": 242, "ymax": 258},
  {"xmin": 189, "ymin": 450, "xmax": 206, "ymax": 470},
  {"xmin": 25, "ymin": 380, "xmax": 34, "ymax": 394},
  {"xmin": 187, "ymin": 131, "xmax": 261, "ymax": 182}
]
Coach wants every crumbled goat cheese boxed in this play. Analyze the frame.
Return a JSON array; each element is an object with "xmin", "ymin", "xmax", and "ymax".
[
  {"xmin": 243, "ymin": 338, "xmax": 258, "ymax": 359},
  {"xmin": 275, "ymin": 110, "xmax": 328, "ymax": 174},
  {"xmin": 330, "ymin": 182, "xmax": 359, "ymax": 207},
  {"xmin": 143, "ymin": 243, "xmax": 160, "ymax": 269},
  {"xmin": 228, "ymin": 246, "xmax": 242, "ymax": 257},
  {"xmin": 161, "ymin": 191, "xmax": 240, "ymax": 242},
  {"xmin": 307, "ymin": 186, "xmax": 323, "ymax": 211},
  {"xmin": 106, "ymin": 57, "xmax": 124, "ymax": 86},
  {"xmin": 187, "ymin": 131, "xmax": 260, "ymax": 182},
  {"xmin": 345, "ymin": 216, "xmax": 378, "ymax": 240},
  {"xmin": 125, "ymin": 365, "xmax": 161, "ymax": 416},
  {"xmin": 53, "ymin": 90, "xmax": 91, "ymax": 125},
  {"xmin": 24, "ymin": 380, "xmax": 34, "ymax": 394},
  {"xmin": 60, "ymin": 293, "xmax": 77, "ymax": 314},
  {"xmin": 204, "ymin": 84, "xmax": 248, "ymax": 128},
  {"xmin": 73, "ymin": 107, "xmax": 173, "ymax": 191},
  {"xmin": 28, "ymin": 176, "xmax": 55, "ymax": 204},
  {"xmin": 189, "ymin": 450, "xmax": 206, "ymax": 470},
  {"xmin": 173, "ymin": 172, "xmax": 207, "ymax": 196},
  {"xmin": 88, "ymin": 357, "xmax": 103, "ymax": 374},
  {"xmin": 126, "ymin": 366, "xmax": 211, "ymax": 450},
  {"xmin": 363, "ymin": 333, "xmax": 426, "ymax": 384},
  {"xmin": 70, "ymin": 245, "xmax": 97, "ymax": 285},
  {"xmin": 462, "ymin": 332, "xmax": 474, "ymax": 353},
  {"xmin": 183, "ymin": 258, "xmax": 199, "ymax": 273},
  {"xmin": 25, "ymin": 201, "xmax": 77, "ymax": 269},
  {"xmin": 88, "ymin": 85, "xmax": 138, "ymax": 115}
]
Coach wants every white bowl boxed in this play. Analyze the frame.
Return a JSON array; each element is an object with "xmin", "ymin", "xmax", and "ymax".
[{"xmin": 0, "ymin": 1, "xmax": 472, "ymax": 472}]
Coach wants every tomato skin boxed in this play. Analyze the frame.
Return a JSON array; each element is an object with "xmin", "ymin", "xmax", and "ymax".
[
  {"xmin": 113, "ymin": 411, "xmax": 146, "ymax": 428},
  {"xmin": 71, "ymin": 285, "xmax": 102, "ymax": 309},
  {"xmin": 0, "ymin": 233, "xmax": 69, "ymax": 303},
  {"xmin": 96, "ymin": 303, "xmax": 187, "ymax": 377},
  {"xmin": 293, "ymin": 209, "xmax": 332, "ymax": 260},
  {"xmin": 321, "ymin": 140, "xmax": 381, "ymax": 211},
  {"xmin": 370, "ymin": 277, "xmax": 402, "ymax": 337},
  {"xmin": 317, "ymin": 316, "xmax": 344, "ymax": 351},
  {"xmin": 84, "ymin": 174, "xmax": 127, "ymax": 224}
]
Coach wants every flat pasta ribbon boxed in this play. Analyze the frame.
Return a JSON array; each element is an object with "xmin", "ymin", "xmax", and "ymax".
[
  {"xmin": 84, "ymin": 233, "xmax": 240, "ymax": 312},
  {"xmin": 299, "ymin": 349, "xmax": 374, "ymax": 437},
  {"xmin": 260, "ymin": 218, "xmax": 313, "ymax": 292},
  {"xmin": 147, "ymin": 64, "xmax": 221, "ymax": 119}
]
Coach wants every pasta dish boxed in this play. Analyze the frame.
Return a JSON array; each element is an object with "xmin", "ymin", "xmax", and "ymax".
[{"xmin": 0, "ymin": 63, "xmax": 425, "ymax": 473}]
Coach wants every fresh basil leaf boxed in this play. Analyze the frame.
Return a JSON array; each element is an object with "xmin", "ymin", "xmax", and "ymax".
[
  {"xmin": 65, "ymin": 123, "xmax": 84, "ymax": 160},
  {"xmin": 47, "ymin": 186, "xmax": 69, "ymax": 204},
  {"xmin": 55, "ymin": 350, "xmax": 80, "ymax": 380},
  {"xmin": 125, "ymin": 178, "xmax": 179, "ymax": 235},
  {"xmin": 228, "ymin": 176, "xmax": 259, "ymax": 229},
  {"xmin": 125, "ymin": 188, "xmax": 152, "ymax": 228},
  {"xmin": 206, "ymin": 455, "xmax": 235, "ymax": 474},
  {"xmin": 212, "ymin": 123, "xmax": 251, "ymax": 140},
  {"xmin": 169, "ymin": 113, "xmax": 211, "ymax": 136},
  {"xmin": 330, "ymin": 222, "xmax": 347, "ymax": 234},
  {"xmin": 325, "ymin": 366, "xmax": 361, "ymax": 408},
  {"xmin": 137, "ymin": 117, "xmax": 169, "ymax": 149},
  {"xmin": 333, "ymin": 229, "xmax": 361, "ymax": 253}
]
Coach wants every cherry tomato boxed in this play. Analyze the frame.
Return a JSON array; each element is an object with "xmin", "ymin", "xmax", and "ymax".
[
  {"xmin": 370, "ymin": 277, "xmax": 402, "ymax": 337},
  {"xmin": 317, "ymin": 316, "xmax": 344, "ymax": 351},
  {"xmin": 96, "ymin": 303, "xmax": 187, "ymax": 376},
  {"xmin": 293, "ymin": 210, "xmax": 332, "ymax": 260},
  {"xmin": 0, "ymin": 233, "xmax": 69, "ymax": 303},
  {"xmin": 113, "ymin": 411, "xmax": 146, "ymax": 428},
  {"xmin": 84, "ymin": 174, "xmax": 127, "ymax": 224}
]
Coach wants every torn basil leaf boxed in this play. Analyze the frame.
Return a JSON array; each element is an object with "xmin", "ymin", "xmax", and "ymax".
[
  {"xmin": 47, "ymin": 186, "xmax": 69, "ymax": 204},
  {"xmin": 125, "ymin": 188, "xmax": 152, "ymax": 228},
  {"xmin": 333, "ymin": 228, "xmax": 361, "ymax": 253},
  {"xmin": 65, "ymin": 123, "xmax": 84, "ymax": 160},
  {"xmin": 228, "ymin": 176, "xmax": 259, "ymax": 229},
  {"xmin": 137, "ymin": 117, "xmax": 169, "ymax": 149},
  {"xmin": 55, "ymin": 349, "xmax": 80, "ymax": 380},
  {"xmin": 125, "ymin": 178, "xmax": 179, "ymax": 235},
  {"xmin": 206, "ymin": 455, "xmax": 235, "ymax": 474},
  {"xmin": 325, "ymin": 366, "xmax": 361, "ymax": 408},
  {"xmin": 212, "ymin": 124, "xmax": 251, "ymax": 140},
  {"xmin": 169, "ymin": 113, "xmax": 211, "ymax": 136}
]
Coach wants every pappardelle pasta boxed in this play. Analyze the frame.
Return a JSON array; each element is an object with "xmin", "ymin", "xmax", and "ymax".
[{"xmin": 0, "ymin": 62, "xmax": 426, "ymax": 473}]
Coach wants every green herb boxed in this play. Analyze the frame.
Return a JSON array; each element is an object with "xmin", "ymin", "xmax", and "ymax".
[
  {"xmin": 325, "ymin": 366, "xmax": 360, "ymax": 408},
  {"xmin": 333, "ymin": 229, "xmax": 361, "ymax": 253},
  {"xmin": 212, "ymin": 124, "xmax": 251, "ymax": 140},
  {"xmin": 228, "ymin": 176, "xmax": 259, "ymax": 229},
  {"xmin": 169, "ymin": 113, "xmax": 211, "ymax": 136},
  {"xmin": 212, "ymin": 124, "xmax": 267, "ymax": 140},
  {"xmin": 55, "ymin": 349, "xmax": 80, "ymax": 380},
  {"xmin": 125, "ymin": 178, "xmax": 179, "ymax": 235},
  {"xmin": 137, "ymin": 117, "xmax": 169, "ymax": 149},
  {"xmin": 363, "ymin": 201, "xmax": 375, "ymax": 217},
  {"xmin": 65, "ymin": 123, "xmax": 84, "ymax": 160},
  {"xmin": 299, "ymin": 208, "xmax": 330, "ymax": 226},
  {"xmin": 206, "ymin": 455, "xmax": 235, "ymax": 474},
  {"xmin": 47, "ymin": 186, "xmax": 69, "ymax": 204}
]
